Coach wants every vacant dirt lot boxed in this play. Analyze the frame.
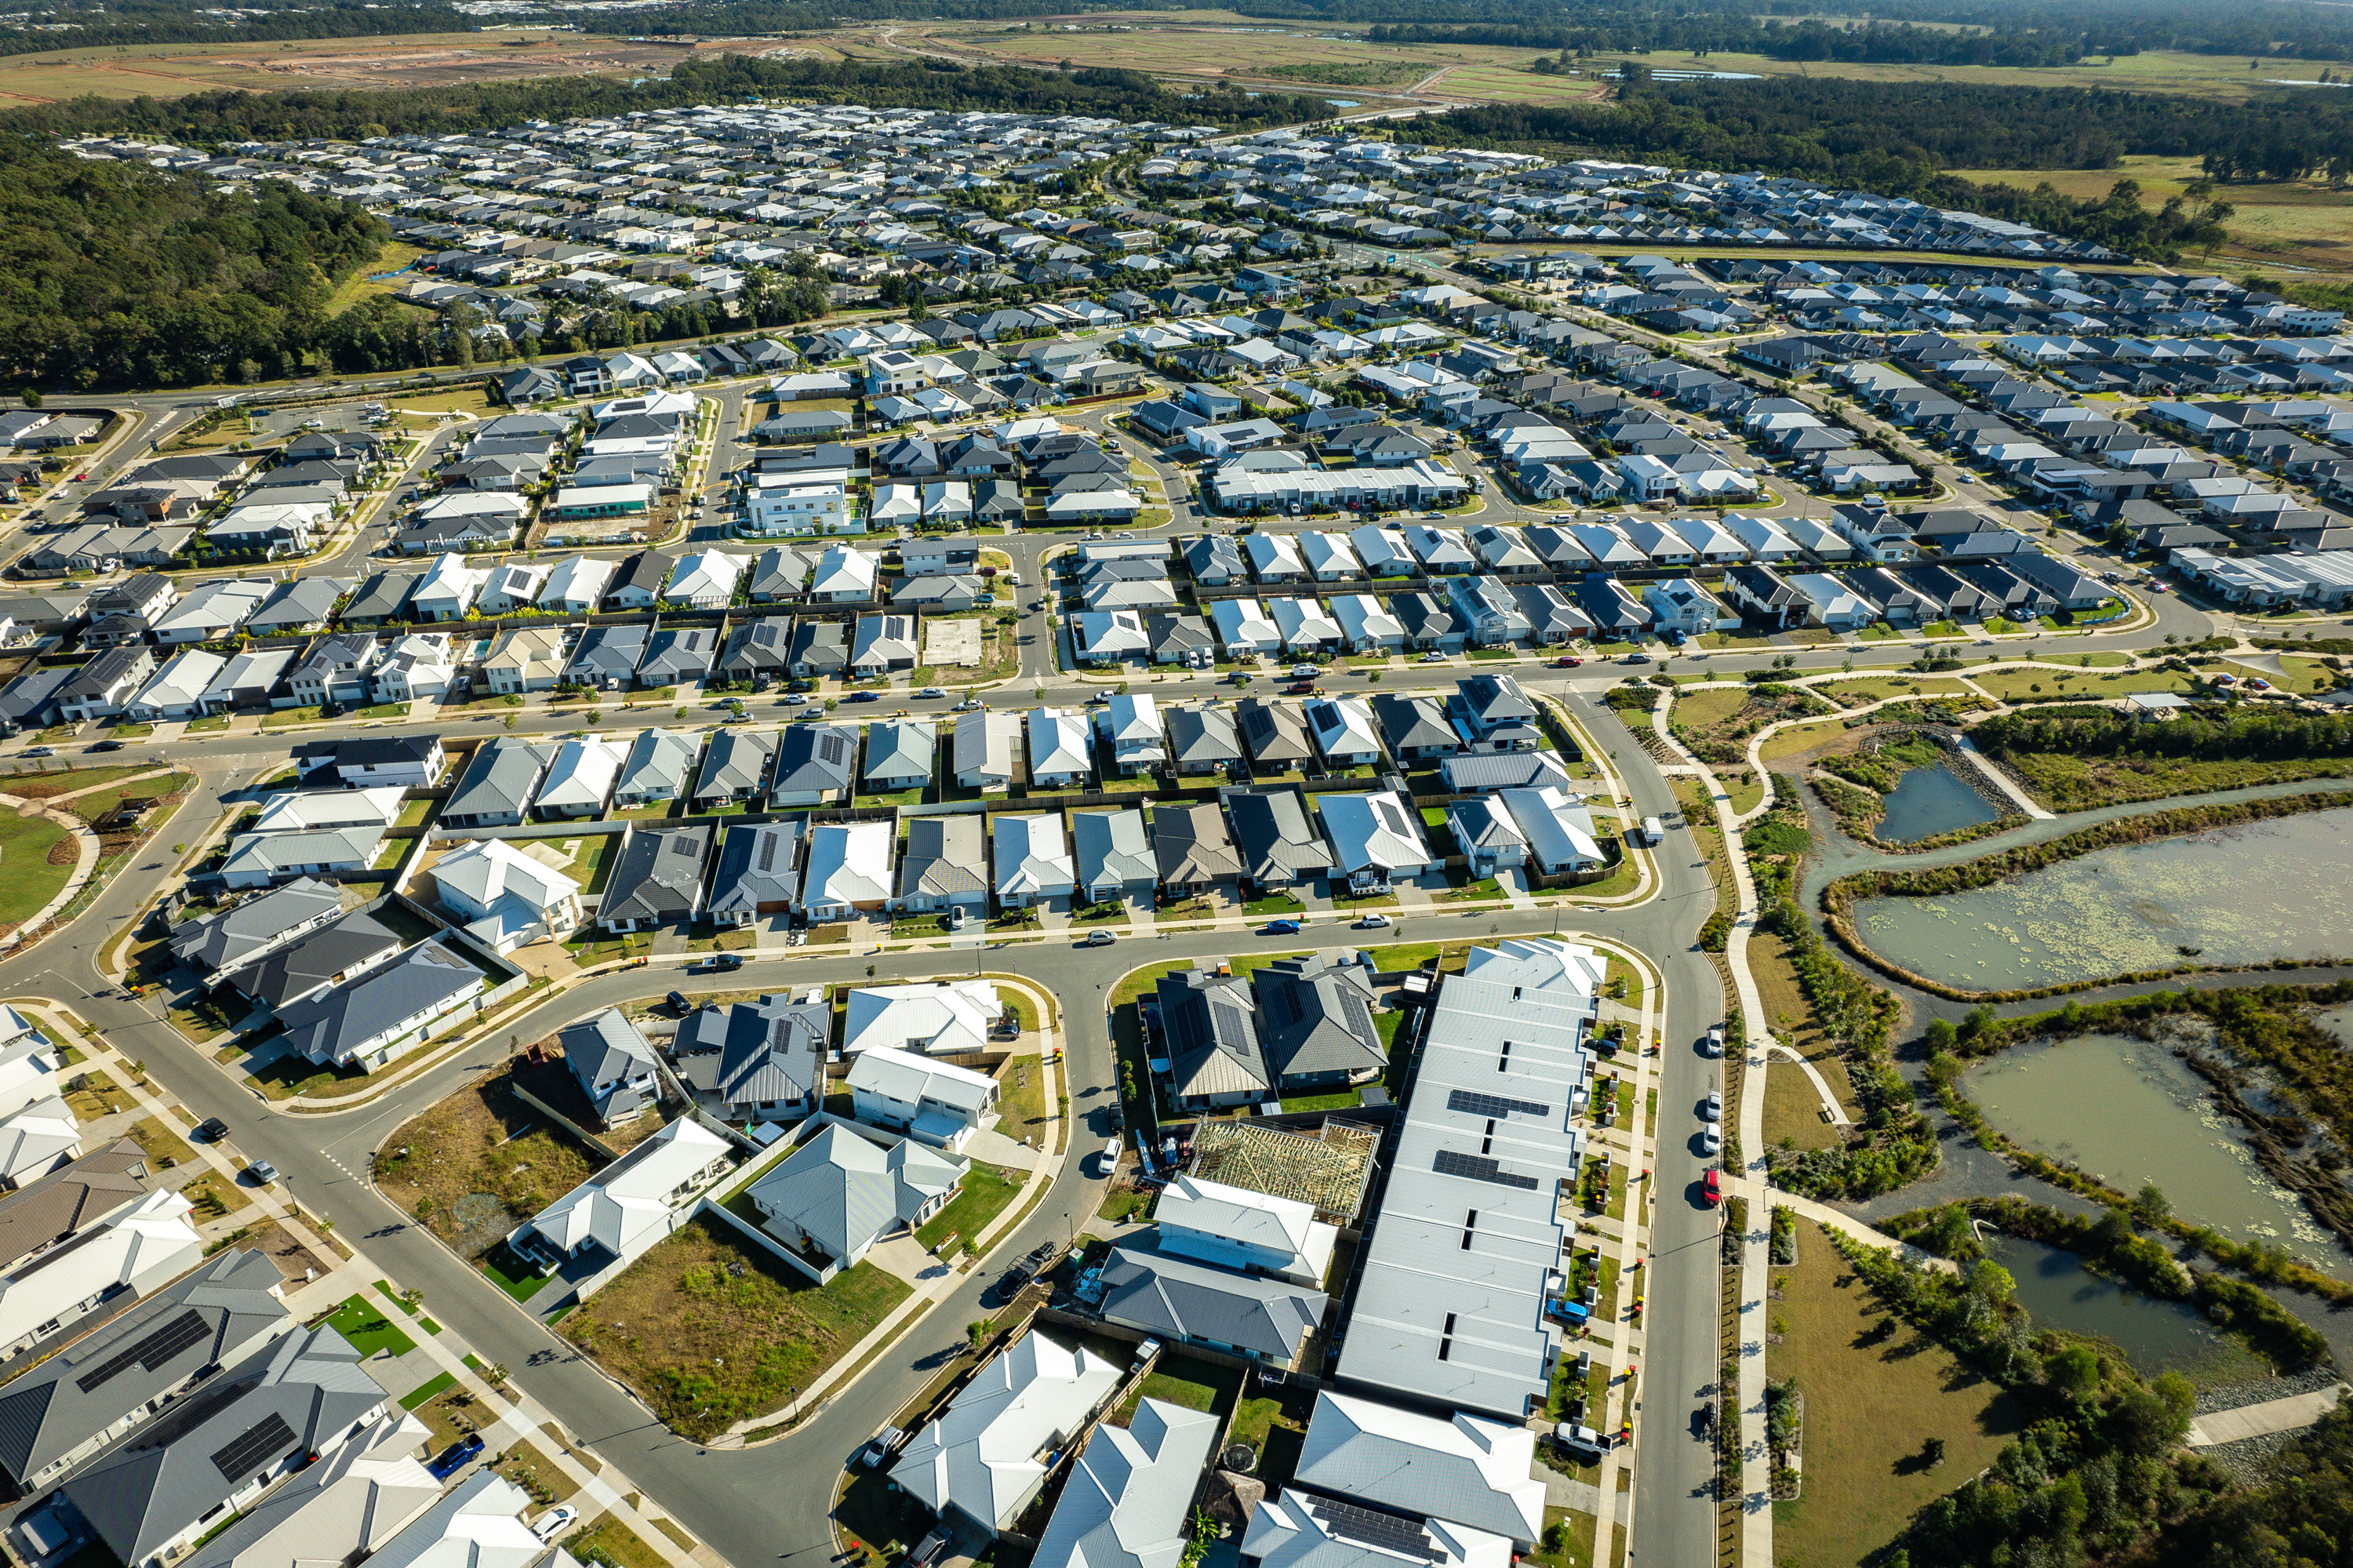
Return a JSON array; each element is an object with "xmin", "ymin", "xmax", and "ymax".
[{"xmin": 375, "ymin": 1069, "xmax": 612, "ymax": 1260}]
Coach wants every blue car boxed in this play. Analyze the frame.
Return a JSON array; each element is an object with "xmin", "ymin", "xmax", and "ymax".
[
  {"xmin": 427, "ymin": 1435, "xmax": 484, "ymax": 1480},
  {"xmin": 846, "ymin": 690, "xmax": 882, "ymax": 704},
  {"xmin": 1265, "ymin": 919, "xmax": 1302, "ymax": 935}
]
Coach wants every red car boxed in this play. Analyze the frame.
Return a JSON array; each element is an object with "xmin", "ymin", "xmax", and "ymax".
[
  {"xmin": 1286, "ymin": 681, "xmax": 1321, "ymax": 695},
  {"xmin": 1552, "ymin": 657, "xmax": 1584, "ymax": 668},
  {"xmin": 1703, "ymin": 1169, "xmax": 1723, "ymax": 1206}
]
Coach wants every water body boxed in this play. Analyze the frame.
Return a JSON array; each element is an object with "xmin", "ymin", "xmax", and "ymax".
[
  {"xmin": 1970, "ymin": 1034, "xmax": 2351, "ymax": 1275},
  {"xmin": 1874, "ymin": 763, "xmax": 2000, "ymax": 845},
  {"xmin": 1983, "ymin": 1231, "xmax": 2268, "ymax": 1384},
  {"xmin": 1853, "ymin": 809, "xmax": 2353, "ymax": 990},
  {"xmin": 1325, "ymin": 99, "xmax": 1361, "ymax": 107}
]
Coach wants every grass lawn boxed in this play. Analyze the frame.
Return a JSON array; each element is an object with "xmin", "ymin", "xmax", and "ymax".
[
  {"xmin": 914, "ymin": 1159, "xmax": 1022, "ymax": 1251},
  {"xmin": 1279, "ymin": 1088, "xmax": 1364, "ymax": 1113},
  {"xmin": 565, "ymin": 1521, "xmax": 669, "ymax": 1568},
  {"xmin": 995, "ymin": 1053, "xmax": 1051, "ymax": 1142},
  {"xmin": 1111, "ymin": 1352, "xmax": 1242, "ymax": 1426},
  {"xmin": 245, "ymin": 1048, "xmax": 374, "ymax": 1104},
  {"xmin": 1969, "ymin": 664, "xmax": 2195, "ymax": 702},
  {"xmin": 1557, "ymin": 848, "xmax": 1642, "ymax": 902},
  {"xmin": 1227, "ymin": 1383, "xmax": 1315, "ymax": 1490},
  {"xmin": 0, "ymin": 809, "xmax": 74, "ymax": 927},
  {"xmin": 1242, "ymin": 892, "xmax": 1305, "ymax": 918},
  {"xmin": 124, "ymin": 1114, "xmax": 194, "ymax": 1173},
  {"xmin": 64, "ymin": 771, "xmax": 192, "ymax": 824},
  {"xmin": 559, "ymin": 1215, "xmax": 910, "ymax": 1441},
  {"xmin": 184, "ymin": 716, "xmax": 228, "ymax": 733},
  {"xmin": 1769, "ymin": 1221, "xmax": 2022, "ymax": 1567},
  {"xmin": 313, "ymin": 1294, "xmax": 418, "ymax": 1359},
  {"xmin": 400, "ymin": 1371, "xmax": 457, "ymax": 1411},
  {"xmin": 395, "ymin": 798, "xmax": 435, "ymax": 828},
  {"xmin": 1817, "ymin": 675, "xmax": 1975, "ymax": 706}
]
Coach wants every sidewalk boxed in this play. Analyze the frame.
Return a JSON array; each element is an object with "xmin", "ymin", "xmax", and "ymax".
[{"xmin": 25, "ymin": 1002, "xmax": 726, "ymax": 1568}]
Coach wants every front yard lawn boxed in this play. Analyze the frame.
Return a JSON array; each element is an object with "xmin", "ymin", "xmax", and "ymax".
[
  {"xmin": 913, "ymin": 1159, "xmax": 1022, "ymax": 1251},
  {"xmin": 313, "ymin": 1293, "xmax": 418, "ymax": 1359}
]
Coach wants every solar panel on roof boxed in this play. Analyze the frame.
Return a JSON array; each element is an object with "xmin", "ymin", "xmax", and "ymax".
[
  {"xmin": 1447, "ymin": 1089, "xmax": 1551, "ymax": 1120},
  {"xmin": 1309, "ymin": 1499, "xmax": 1439, "ymax": 1563},
  {"xmin": 75, "ymin": 1309, "xmax": 209, "ymax": 1394},
  {"xmin": 819, "ymin": 733, "xmax": 847, "ymax": 764},
  {"xmin": 210, "ymin": 1411, "xmax": 297, "ymax": 1483},
  {"xmin": 757, "ymin": 833, "xmax": 778, "ymax": 872},
  {"xmin": 1434, "ymin": 1148, "xmax": 1540, "ymax": 1191}
]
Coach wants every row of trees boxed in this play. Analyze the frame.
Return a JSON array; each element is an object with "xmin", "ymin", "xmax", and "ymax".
[
  {"xmin": 0, "ymin": 0, "xmax": 468, "ymax": 58},
  {"xmin": 1374, "ymin": 18, "xmax": 2087, "ymax": 67},
  {"xmin": 1973, "ymin": 708, "xmax": 2353, "ymax": 765}
]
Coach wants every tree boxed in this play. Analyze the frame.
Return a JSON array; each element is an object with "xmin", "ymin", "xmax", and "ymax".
[
  {"xmin": 2132, "ymin": 1180, "xmax": 2172, "ymax": 1225},
  {"xmin": 2045, "ymin": 1343, "xmax": 2102, "ymax": 1402},
  {"xmin": 966, "ymin": 1317, "xmax": 995, "ymax": 1352},
  {"xmin": 1920, "ymin": 1437, "xmax": 1944, "ymax": 1469}
]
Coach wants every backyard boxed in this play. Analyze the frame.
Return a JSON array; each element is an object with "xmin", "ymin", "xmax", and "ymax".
[
  {"xmin": 558, "ymin": 1215, "xmax": 910, "ymax": 1441},
  {"xmin": 913, "ymin": 1159, "xmax": 1022, "ymax": 1251},
  {"xmin": 1768, "ymin": 1221, "xmax": 2021, "ymax": 1568}
]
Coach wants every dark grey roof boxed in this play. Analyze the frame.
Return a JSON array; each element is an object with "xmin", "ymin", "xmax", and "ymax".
[
  {"xmin": 341, "ymin": 572, "xmax": 417, "ymax": 622},
  {"xmin": 1221, "ymin": 787, "xmax": 1330, "ymax": 883},
  {"xmin": 638, "ymin": 627, "xmax": 716, "ymax": 684},
  {"xmin": 675, "ymin": 994, "xmax": 826, "ymax": 1111},
  {"xmin": 167, "ymin": 879, "xmax": 344, "ymax": 974},
  {"xmin": 693, "ymin": 727, "xmax": 777, "ymax": 801},
  {"xmin": 0, "ymin": 665, "xmax": 78, "ymax": 731},
  {"xmin": 0, "ymin": 1249, "xmax": 290, "ymax": 1488},
  {"xmin": 718, "ymin": 618, "xmax": 793, "ymax": 677},
  {"xmin": 275, "ymin": 940, "xmax": 481, "ymax": 1064},
  {"xmin": 1098, "ymin": 1240, "xmax": 1326, "ymax": 1360},
  {"xmin": 1368, "ymin": 693, "xmax": 1457, "ymax": 754},
  {"xmin": 708, "ymin": 820, "xmax": 805, "ymax": 917},
  {"xmin": 774, "ymin": 722, "xmax": 858, "ymax": 795},
  {"xmin": 1440, "ymin": 751, "xmax": 1573, "ymax": 793},
  {"xmin": 212, "ymin": 906, "xmax": 402, "ymax": 1011},
  {"xmin": 1253, "ymin": 957, "xmax": 1384, "ymax": 1081},
  {"xmin": 601, "ymin": 824, "xmax": 713, "ymax": 926},
  {"xmin": 442, "ymin": 737, "xmax": 552, "ymax": 824},
  {"xmin": 558, "ymin": 1009, "xmax": 660, "ymax": 1116},
  {"xmin": 60, "ymin": 1325, "xmax": 386, "ymax": 1567},
  {"xmin": 567, "ymin": 624, "xmax": 649, "ymax": 683}
]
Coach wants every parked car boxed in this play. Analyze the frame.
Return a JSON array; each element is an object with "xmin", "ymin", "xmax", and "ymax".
[
  {"xmin": 1100, "ymin": 1139, "xmax": 1122, "ymax": 1176},
  {"xmin": 1355, "ymin": 911, "xmax": 1392, "ymax": 929},
  {"xmin": 1265, "ymin": 919, "xmax": 1302, "ymax": 935},
  {"xmin": 955, "ymin": 697, "xmax": 984, "ymax": 711},
  {"xmin": 245, "ymin": 1159, "xmax": 279, "ymax": 1186},
  {"xmin": 87, "ymin": 740, "xmax": 122, "ymax": 753},
  {"xmin": 1285, "ymin": 681, "xmax": 1319, "ymax": 695},
  {"xmin": 1552, "ymin": 657, "xmax": 1584, "ymax": 668},
  {"xmin": 193, "ymin": 1117, "xmax": 228, "ymax": 1142},
  {"xmin": 427, "ymin": 1436, "xmax": 485, "ymax": 1481},
  {"xmin": 696, "ymin": 953, "xmax": 744, "ymax": 973},
  {"xmin": 1085, "ymin": 930, "xmax": 1118, "ymax": 947},
  {"xmin": 1702, "ymin": 1090, "xmax": 1723, "ymax": 1122},
  {"xmin": 1622, "ymin": 652, "xmax": 1653, "ymax": 665},
  {"xmin": 780, "ymin": 693, "xmax": 809, "ymax": 706},
  {"xmin": 667, "ymin": 990, "xmax": 693, "ymax": 1013},
  {"xmin": 530, "ymin": 1507, "xmax": 579, "ymax": 1543},
  {"xmin": 1702, "ymin": 1124, "xmax": 1722, "ymax": 1155},
  {"xmin": 858, "ymin": 1427, "xmax": 904, "ymax": 1470},
  {"xmin": 846, "ymin": 689, "xmax": 882, "ymax": 703},
  {"xmin": 1703, "ymin": 1168, "xmax": 1723, "ymax": 1206},
  {"xmin": 1289, "ymin": 663, "xmax": 1322, "ymax": 678},
  {"xmin": 787, "ymin": 679, "xmax": 814, "ymax": 692},
  {"xmin": 1420, "ymin": 651, "xmax": 1447, "ymax": 663},
  {"xmin": 1702, "ymin": 1024, "xmax": 1725, "ymax": 1058},
  {"xmin": 908, "ymin": 1530, "xmax": 951, "ymax": 1568},
  {"xmin": 915, "ymin": 687, "xmax": 947, "ymax": 700},
  {"xmin": 20, "ymin": 747, "xmax": 51, "ymax": 758}
]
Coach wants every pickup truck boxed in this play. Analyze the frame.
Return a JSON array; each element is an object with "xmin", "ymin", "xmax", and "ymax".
[{"xmin": 427, "ymin": 1435, "xmax": 484, "ymax": 1480}]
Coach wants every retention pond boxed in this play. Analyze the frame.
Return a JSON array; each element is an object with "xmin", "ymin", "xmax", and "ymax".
[
  {"xmin": 1981, "ymin": 1231, "xmax": 2268, "ymax": 1384},
  {"xmin": 1968, "ymin": 1032, "xmax": 2352, "ymax": 1277},
  {"xmin": 1852, "ymin": 807, "xmax": 2353, "ymax": 990},
  {"xmin": 1872, "ymin": 762, "xmax": 2000, "ymax": 845}
]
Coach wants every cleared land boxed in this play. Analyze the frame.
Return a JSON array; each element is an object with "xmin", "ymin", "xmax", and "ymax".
[
  {"xmin": 1769, "ymin": 1220, "xmax": 2022, "ymax": 1567},
  {"xmin": 0, "ymin": 31, "xmax": 780, "ymax": 106},
  {"xmin": 558, "ymin": 1214, "xmax": 909, "ymax": 1441},
  {"xmin": 1950, "ymin": 154, "xmax": 2353, "ymax": 278},
  {"xmin": 374, "ymin": 1071, "xmax": 614, "ymax": 1260}
]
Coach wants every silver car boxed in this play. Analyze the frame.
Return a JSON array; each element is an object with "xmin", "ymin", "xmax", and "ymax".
[{"xmin": 1702, "ymin": 1090, "xmax": 1723, "ymax": 1122}]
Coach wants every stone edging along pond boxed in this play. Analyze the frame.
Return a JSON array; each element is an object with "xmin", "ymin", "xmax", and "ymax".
[{"xmin": 1818, "ymin": 791, "xmax": 2353, "ymax": 1004}]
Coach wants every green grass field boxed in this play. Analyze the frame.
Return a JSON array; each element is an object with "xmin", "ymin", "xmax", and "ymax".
[
  {"xmin": 0, "ymin": 810, "xmax": 73, "ymax": 928},
  {"xmin": 1949, "ymin": 154, "xmax": 2353, "ymax": 277}
]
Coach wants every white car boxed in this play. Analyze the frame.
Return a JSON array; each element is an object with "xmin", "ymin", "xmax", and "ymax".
[
  {"xmin": 780, "ymin": 693, "xmax": 809, "ymax": 706},
  {"xmin": 1702, "ymin": 1024, "xmax": 1725, "ymax": 1057},
  {"xmin": 1289, "ymin": 663, "xmax": 1322, "ymax": 678},
  {"xmin": 1702, "ymin": 1090, "xmax": 1723, "ymax": 1122},
  {"xmin": 1420, "ymin": 651, "xmax": 1447, "ymax": 663},
  {"xmin": 1355, "ymin": 911, "xmax": 1393, "ymax": 929},
  {"xmin": 1702, "ymin": 1124, "xmax": 1722, "ymax": 1155},
  {"xmin": 530, "ymin": 1507, "xmax": 578, "ymax": 1543}
]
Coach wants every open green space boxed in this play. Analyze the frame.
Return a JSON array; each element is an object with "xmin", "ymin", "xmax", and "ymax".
[
  {"xmin": 914, "ymin": 1159, "xmax": 1022, "ymax": 1251},
  {"xmin": 313, "ymin": 1294, "xmax": 418, "ymax": 1360}
]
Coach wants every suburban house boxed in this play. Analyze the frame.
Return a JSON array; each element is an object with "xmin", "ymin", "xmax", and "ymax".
[
  {"xmin": 890, "ymin": 1333, "xmax": 1124, "ymax": 1535},
  {"xmin": 745, "ymin": 1122, "xmax": 967, "ymax": 1279},
  {"xmin": 843, "ymin": 979, "xmax": 998, "ymax": 1058},
  {"xmin": 598, "ymin": 824, "xmax": 714, "ymax": 932},
  {"xmin": 276, "ymin": 939, "xmax": 488, "ymax": 1072},
  {"xmin": 802, "ymin": 820, "xmax": 895, "ymax": 919},
  {"xmin": 847, "ymin": 1046, "xmax": 1002, "ymax": 1152},
  {"xmin": 707, "ymin": 820, "xmax": 805, "ymax": 927},
  {"xmin": 673, "ymin": 994, "xmax": 828, "ymax": 1126},
  {"xmin": 558, "ymin": 1008, "xmax": 662, "ymax": 1126},
  {"xmin": 430, "ymin": 837, "xmax": 583, "ymax": 951},
  {"xmin": 896, "ymin": 815, "xmax": 989, "ymax": 917},
  {"xmin": 1155, "ymin": 968, "xmax": 1271, "ymax": 1108},
  {"xmin": 507, "ymin": 1119, "xmax": 734, "ymax": 1301},
  {"xmin": 993, "ymin": 813, "xmax": 1075, "ymax": 908}
]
